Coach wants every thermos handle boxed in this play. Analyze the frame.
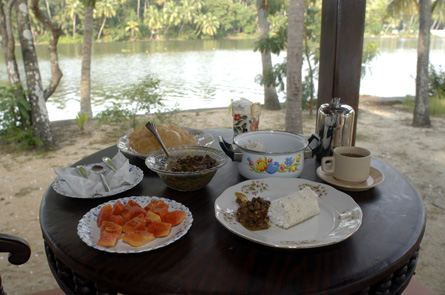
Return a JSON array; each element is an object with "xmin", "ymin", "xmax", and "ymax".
[{"xmin": 304, "ymin": 134, "xmax": 321, "ymax": 159}]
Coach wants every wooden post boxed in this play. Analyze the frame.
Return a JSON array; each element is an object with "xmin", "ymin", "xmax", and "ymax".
[{"xmin": 317, "ymin": 0, "xmax": 367, "ymax": 144}]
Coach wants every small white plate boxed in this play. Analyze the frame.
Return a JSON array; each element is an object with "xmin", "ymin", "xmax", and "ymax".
[
  {"xmin": 52, "ymin": 164, "xmax": 143, "ymax": 198},
  {"xmin": 117, "ymin": 128, "xmax": 214, "ymax": 159},
  {"xmin": 77, "ymin": 196, "xmax": 193, "ymax": 253},
  {"xmin": 316, "ymin": 166, "xmax": 384, "ymax": 192},
  {"xmin": 214, "ymin": 178, "xmax": 363, "ymax": 249}
]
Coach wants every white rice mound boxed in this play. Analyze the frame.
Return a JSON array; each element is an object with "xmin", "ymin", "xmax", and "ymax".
[{"xmin": 268, "ymin": 187, "xmax": 320, "ymax": 229}]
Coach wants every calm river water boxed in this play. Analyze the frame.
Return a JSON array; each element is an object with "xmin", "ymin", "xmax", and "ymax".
[{"xmin": 1, "ymin": 38, "xmax": 444, "ymax": 121}]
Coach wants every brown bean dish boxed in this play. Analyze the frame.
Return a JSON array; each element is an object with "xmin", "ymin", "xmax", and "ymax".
[
  {"xmin": 236, "ymin": 196, "xmax": 271, "ymax": 231},
  {"xmin": 170, "ymin": 155, "xmax": 217, "ymax": 172}
]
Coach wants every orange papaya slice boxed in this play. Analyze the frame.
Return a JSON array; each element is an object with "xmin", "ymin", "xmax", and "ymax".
[
  {"xmin": 152, "ymin": 207, "xmax": 169, "ymax": 221},
  {"xmin": 97, "ymin": 204, "xmax": 113, "ymax": 227},
  {"xmin": 97, "ymin": 230, "xmax": 119, "ymax": 247},
  {"xmin": 146, "ymin": 221, "xmax": 172, "ymax": 238},
  {"xmin": 112, "ymin": 200, "xmax": 125, "ymax": 215},
  {"xmin": 100, "ymin": 221, "xmax": 123, "ymax": 238},
  {"xmin": 163, "ymin": 210, "xmax": 187, "ymax": 226},
  {"xmin": 144, "ymin": 200, "xmax": 169, "ymax": 212},
  {"xmin": 122, "ymin": 215, "xmax": 146, "ymax": 233},
  {"xmin": 109, "ymin": 214, "xmax": 125, "ymax": 226},
  {"xmin": 125, "ymin": 199, "xmax": 142, "ymax": 209},
  {"xmin": 145, "ymin": 210, "xmax": 162, "ymax": 223},
  {"xmin": 122, "ymin": 230, "xmax": 155, "ymax": 247},
  {"xmin": 121, "ymin": 206, "xmax": 146, "ymax": 222}
]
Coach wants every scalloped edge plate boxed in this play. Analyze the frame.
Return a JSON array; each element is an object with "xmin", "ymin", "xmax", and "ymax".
[
  {"xmin": 52, "ymin": 164, "xmax": 143, "ymax": 199},
  {"xmin": 78, "ymin": 196, "xmax": 193, "ymax": 253},
  {"xmin": 117, "ymin": 128, "xmax": 214, "ymax": 159},
  {"xmin": 215, "ymin": 178, "xmax": 362, "ymax": 249}
]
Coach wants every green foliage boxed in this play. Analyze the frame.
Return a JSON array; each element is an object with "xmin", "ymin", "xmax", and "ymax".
[
  {"xmin": 95, "ymin": 75, "xmax": 165, "ymax": 130},
  {"xmin": 73, "ymin": 112, "xmax": 90, "ymax": 131},
  {"xmin": 402, "ymin": 95, "xmax": 445, "ymax": 116},
  {"xmin": 253, "ymin": 27, "xmax": 287, "ymax": 55},
  {"xmin": 0, "ymin": 84, "xmax": 43, "ymax": 150},
  {"xmin": 0, "ymin": 83, "xmax": 30, "ymax": 131},
  {"xmin": 361, "ymin": 42, "xmax": 379, "ymax": 79},
  {"xmin": 429, "ymin": 64, "xmax": 445, "ymax": 99}
]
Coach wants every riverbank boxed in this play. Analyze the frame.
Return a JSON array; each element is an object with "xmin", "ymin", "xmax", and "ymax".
[{"xmin": 0, "ymin": 101, "xmax": 444, "ymax": 294}]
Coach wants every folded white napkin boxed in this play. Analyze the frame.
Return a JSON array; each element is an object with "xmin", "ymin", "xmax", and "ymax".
[{"xmin": 54, "ymin": 151, "xmax": 134, "ymax": 197}]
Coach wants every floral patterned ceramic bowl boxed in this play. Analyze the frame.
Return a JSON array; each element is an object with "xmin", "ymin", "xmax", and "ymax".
[{"xmin": 219, "ymin": 130, "xmax": 319, "ymax": 179}]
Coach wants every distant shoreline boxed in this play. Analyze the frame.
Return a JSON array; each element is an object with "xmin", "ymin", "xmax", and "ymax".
[{"xmin": 50, "ymin": 96, "xmax": 407, "ymax": 127}]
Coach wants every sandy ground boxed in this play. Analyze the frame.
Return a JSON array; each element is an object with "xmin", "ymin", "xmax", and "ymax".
[{"xmin": 0, "ymin": 101, "xmax": 444, "ymax": 295}]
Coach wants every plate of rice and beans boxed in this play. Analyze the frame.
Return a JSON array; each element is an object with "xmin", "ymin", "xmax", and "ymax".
[{"xmin": 214, "ymin": 178, "xmax": 363, "ymax": 249}]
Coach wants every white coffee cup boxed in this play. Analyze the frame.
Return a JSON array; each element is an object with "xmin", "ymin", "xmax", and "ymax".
[{"xmin": 321, "ymin": 146, "xmax": 371, "ymax": 183}]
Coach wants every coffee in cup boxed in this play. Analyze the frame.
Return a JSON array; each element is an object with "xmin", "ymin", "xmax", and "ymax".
[{"xmin": 321, "ymin": 146, "xmax": 371, "ymax": 183}]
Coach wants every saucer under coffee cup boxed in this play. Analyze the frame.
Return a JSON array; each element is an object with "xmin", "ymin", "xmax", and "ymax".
[{"xmin": 321, "ymin": 146, "xmax": 371, "ymax": 183}]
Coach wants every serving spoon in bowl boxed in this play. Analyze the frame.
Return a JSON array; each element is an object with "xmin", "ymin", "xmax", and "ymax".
[{"xmin": 145, "ymin": 121, "xmax": 171, "ymax": 159}]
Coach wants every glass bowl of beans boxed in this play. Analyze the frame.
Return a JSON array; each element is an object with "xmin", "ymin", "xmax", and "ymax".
[{"xmin": 145, "ymin": 146, "xmax": 228, "ymax": 191}]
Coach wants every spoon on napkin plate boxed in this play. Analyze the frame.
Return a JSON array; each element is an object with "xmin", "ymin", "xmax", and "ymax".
[
  {"xmin": 91, "ymin": 165, "xmax": 111, "ymax": 192},
  {"xmin": 102, "ymin": 157, "xmax": 117, "ymax": 171}
]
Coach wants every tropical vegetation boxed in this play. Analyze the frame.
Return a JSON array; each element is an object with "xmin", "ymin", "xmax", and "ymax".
[
  {"xmin": 24, "ymin": 0, "xmax": 444, "ymax": 44},
  {"xmin": 1, "ymin": 0, "xmax": 444, "ymax": 150}
]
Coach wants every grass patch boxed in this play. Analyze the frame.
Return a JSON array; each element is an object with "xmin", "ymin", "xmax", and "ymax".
[
  {"xmin": 402, "ymin": 95, "xmax": 445, "ymax": 116},
  {"xmin": 355, "ymin": 133, "xmax": 377, "ymax": 142}
]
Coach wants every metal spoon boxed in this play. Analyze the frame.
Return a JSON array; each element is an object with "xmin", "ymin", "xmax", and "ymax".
[
  {"xmin": 91, "ymin": 165, "xmax": 111, "ymax": 192},
  {"xmin": 76, "ymin": 165, "xmax": 88, "ymax": 178},
  {"xmin": 145, "ymin": 121, "xmax": 171, "ymax": 158},
  {"xmin": 102, "ymin": 156, "xmax": 117, "ymax": 171}
]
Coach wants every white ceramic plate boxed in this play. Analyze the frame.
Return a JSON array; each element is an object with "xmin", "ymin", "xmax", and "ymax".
[
  {"xmin": 78, "ymin": 196, "xmax": 193, "ymax": 253},
  {"xmin": 215, "ymin": 178, "xmax": 362, "ymax": 249},
  {"xmin": 117, "ymin": 128, "xmax": 214, "ymax": 158},
  {"xmin": 52, "ymin": 164, "xmax": 143, "ymax": 199}
]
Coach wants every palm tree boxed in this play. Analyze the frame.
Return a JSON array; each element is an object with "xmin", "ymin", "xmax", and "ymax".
[
  {"xmin": 413, "ymin": 0, "xmax": 432, "ymax": 127},
  {"xmin": 386, "ymin": 0, "xmax": 439, "ymax": 127},
  {"xmin": 163, "ymin": 1, "xmax": 180, "ymax": 37},
  {"xmin": 178, "ymin": 0, "xmax": 201, "ymax": 38},
  {"xmin": 126, "ymin": 20, "xmax": 139, "ymax": 40},
  {"xmin": 95, "ymin": 0, "xmax": 117, "ymax": 40},
  {"xmin": 145, "ymin": 5, "xmax": 164, "ymax": 39},
  {"xmin": 257, "ymin": 0, "xmax": 281, "ymax": 110},
  {"xmin": 431, "ymin": 0, "xmax": 445, "ymax": 29},
  {"xmin": 195, "ymin": 13, "xmax": 219, "ymax": 37},
  {"xmin": 285, "ymin": 0, "xmax": 305, "ymax": 134},
  {"xmin": 80, "ymin": 0, "xmax": 95, "ymax": 117},
  {"xmin": 65, "ymin": 0, "xmax": 83, "ymax": 40}
]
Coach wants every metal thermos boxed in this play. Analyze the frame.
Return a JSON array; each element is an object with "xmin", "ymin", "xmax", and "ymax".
[{"xmin": 315, "ymin": 97, "xmax": 355, "ymax": 160}]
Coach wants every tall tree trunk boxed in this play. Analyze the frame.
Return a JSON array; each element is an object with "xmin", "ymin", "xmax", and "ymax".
[
  {"xmin": 257, "ymin": 6, "xmax": 281, "ymax": 110},
  {"xmin": 303, "ymin": 27, "xmax": 315, "ymax": 116},
  {"xmin": 80, "ymin": 5, "xmax": 94, "ymax": 117},
  {"xmin": 137, "ymin": 0, "xmax": 140, "ymax": 19},
  {"xmin": 97, "ymin": 16, "xmax": 106, "ymax": 40},
  {"xmin": 285, "ymin": 0, "xmax": 305, "ymax": 134},
  {"xmin": 0, "ymin": 0, "xmax": 22, "ymax": 85},
  {"xmin": 413, "ymin": 0, "xmax": 431, "ymax": 127},
  {"xmin": 15, "ymin": 0, "xmax": 54, "ymax": 148},
  {"xmin": 31, "ymin": 0, "xmax": 63, "ymax": 100},
  {"xmin": 44, "ymin": 0, "xmax": 51, "ymax": 20},
  {"xmin": 72, "ymin": 15, "xmax": 76, "ymax": 40}
]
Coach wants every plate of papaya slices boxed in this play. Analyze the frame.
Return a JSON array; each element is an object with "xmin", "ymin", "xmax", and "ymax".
[{"xmin": 77, "ymin": 196, "xmax": 193, "ymax": 253}]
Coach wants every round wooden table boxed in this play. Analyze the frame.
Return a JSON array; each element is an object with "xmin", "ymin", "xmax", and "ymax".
[{"xmin": 40, "ymin": 129, "xmax": 425, "ymax": 295}]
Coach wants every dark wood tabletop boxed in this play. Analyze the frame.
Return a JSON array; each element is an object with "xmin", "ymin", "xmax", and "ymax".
[{"xmin": 40, "ymin": 129, "xmax": 425, "ymax": 295}]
